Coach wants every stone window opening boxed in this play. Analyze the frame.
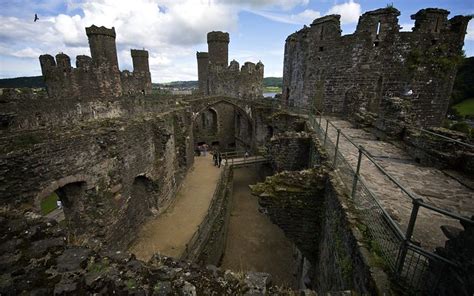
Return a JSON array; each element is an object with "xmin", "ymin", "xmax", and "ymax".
[
  {"xmin": 39, "ymin": 181, "xmax": 87, "ymax": 226},
  {"xmin": 376, "ymin": 21, "xmax": 381, "ymax": 38},
  {"xmin": 434, "ymin": 17, "xmax": 440, "ymax": 33},
  {"xmin": 320, "ymin": 26, "xmax": 324, "ymax": 41},
  {"xmin": 373, "ymin": 41, "xmax": 379, "ymax": 47},
  {"xmin": 319, "ymin": 46, "xmax": 324, "ymax": 52}
]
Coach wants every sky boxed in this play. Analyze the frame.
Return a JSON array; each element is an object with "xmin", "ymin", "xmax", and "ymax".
[{"xmin": 0, "ymin": 0, "xmax": 473, "ymax": 82}]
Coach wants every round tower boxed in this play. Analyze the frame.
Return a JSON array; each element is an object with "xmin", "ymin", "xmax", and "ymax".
[
  {"xmin": 207, "ymin": 31, "xmax": 229, "ymax": 67},
  {"xmin": 131, "ymin": 49, "xmax": 150, "ymax": 73},
  {"xmin": 85, "ymin": 25, "xmax": 119, "ymax": 68}
]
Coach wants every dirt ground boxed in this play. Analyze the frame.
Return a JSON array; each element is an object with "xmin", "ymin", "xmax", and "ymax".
[
  {"xmin": 220, "ymin": 167, "xmax": 298, "ymax": 288},
  {"xmin": 129, "ymin": 155, "xmax": 221, "ymax": 261}
]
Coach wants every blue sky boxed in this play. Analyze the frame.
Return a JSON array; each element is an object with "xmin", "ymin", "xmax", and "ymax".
[{"xmin": 0, "ymin": 0, "xmax": 472, "ymax": 82}]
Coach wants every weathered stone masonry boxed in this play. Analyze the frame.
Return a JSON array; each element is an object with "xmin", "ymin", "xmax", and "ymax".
[
  {"xmin": 282, "ymin": 7, "xmax": 471, "ymax": 127},
  {"xmin": 197, "ymin": 31, "xmax": 264, "ymax": 99},
  {"xmin": 0, "ymin": 91, "xmax": 194, "ymax": 249},
  {"xmin": 40, "ymin": 25, "xmax": 152, "ymax": 99}
]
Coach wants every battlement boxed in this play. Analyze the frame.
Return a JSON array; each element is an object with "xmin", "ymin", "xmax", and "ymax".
[
  {"xmin": 85, "ymin": 25, "xmax": 116, "ymax": 38},
  {"xmin": 76, "ymin": 55, "xmax": 92, "ymax": 69},
  {"xmin": 207, "ymin": 31, "xmax": 230, "ymax": 43},
  {"xmin": 196, "ymin": 52, "xmax": 209, "ymax": 59},
  {"xmin": 131, "ymin": 49, "xmax": 149, "ymax": 58},
  {"xmin": 311, "ymin": 14, "xmax": 341, "ymax": 26},
  {"xmin": 39, "ymin": 25, "xmax": 152, "ymax": 99},
  {"xmin": 282, "ymin": 6, "xmax": 471, "ymax": 127}
]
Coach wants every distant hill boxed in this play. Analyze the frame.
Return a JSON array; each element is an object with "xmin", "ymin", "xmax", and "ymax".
[
  {"xmin": 263, "ymin": 77, "xmax": 282, "ymax": 88},
  {"xmin": 0, "ymin": 76, "xmax": 45, "ymax": 88},
  {"xmin": 153, "ymin": 81, "xmax": 198, "ymax": 89},
  {"xmin": 0, "ymin": 76, "xmax": 283, "ymax": 90},
  {"xmin": 153, "ymin": 77, "xmax": 283, "ymax": 89}
]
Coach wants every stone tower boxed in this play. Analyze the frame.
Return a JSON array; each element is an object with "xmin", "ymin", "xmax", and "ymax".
[
  {"xmin": 207, "ymin": 31, "xmax": 229, "ymax": 67},
  {"xmin": 196, "ymin": 52, "xmax": 209, "ymax": 94},
  {"xmin": 86, "ymin": 25, "xmax": 119, "ymax": 68},
  {"xmin": 131, "ymin": 49, "xmax": 150, "ymax": 72}
]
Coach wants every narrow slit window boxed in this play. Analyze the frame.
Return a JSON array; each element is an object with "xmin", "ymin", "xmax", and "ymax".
[
  {"xmin": 320, "ymin": 26, "xmax": 324, "ymax": 40},
  {"xmin": 434, "ymin": 17, "xmax": 440, "ymax": 32},
  {"xmin": 376, "ymin": 21, "xmax": 381, "ymax": 37}
]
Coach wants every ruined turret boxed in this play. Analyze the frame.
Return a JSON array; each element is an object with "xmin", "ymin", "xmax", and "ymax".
[
  {"xmin": 196, "ymin": 51, "xmax": 209, "ymax": 94},
  {"xmin": 207, "ymin": 31, "xmax": 229, "ymax": 67},
  {"xmin": 85, "ymin": 25, "xmax": 119, "ymax": 68}
]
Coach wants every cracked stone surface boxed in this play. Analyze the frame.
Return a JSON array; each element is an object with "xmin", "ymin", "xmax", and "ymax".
[{"xmin": 322, "ymin": 117, "xmax": 473, "ymax": 250}]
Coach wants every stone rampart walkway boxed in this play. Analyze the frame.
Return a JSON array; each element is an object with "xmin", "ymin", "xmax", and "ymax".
[
  {"xmin": 129, "ymin": 155, "xmax": 221, "ymax": 261},
  {"xmin": 324, "ymin": 117, "xmax": 473, "ymax": 250}
]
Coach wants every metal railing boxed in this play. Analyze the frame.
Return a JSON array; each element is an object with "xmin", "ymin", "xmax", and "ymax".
[
  {"xmin": 306, "ymin": 110, "xmax": 473, "ymax": 293},
  {"xmin": 221, "ymin": 150, "xmax": 269, "ymax": 167},
  {"xmin": 418, "ymin": 127, "xmax": 474, "ymax": 149}
]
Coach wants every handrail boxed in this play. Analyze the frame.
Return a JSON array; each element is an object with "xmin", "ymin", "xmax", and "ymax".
[
  {"xmin": 418, "ymin": 200, "xmax": 473, "ymax": 224},
  {"xmin": 419, "ymin": 128, "xmax": 474, "ymax": 149}
]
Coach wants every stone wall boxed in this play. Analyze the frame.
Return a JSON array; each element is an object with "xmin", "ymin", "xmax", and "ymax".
[
  {"xmin": 268, "ymin": 131, "xmax": 311, "ymax": 172},
  {"xmin": 0, "ymin": 106, "xmax": 194, "ymax": 249},
  {"xmin": 181, "ymin": 166, "xmax": 233, "ymax": 265},
  {"xmin": 427, "ymin": 217, "xmax": 474, "ymax": 295},
  {"xmin": 0, "ymin": 90, "xmax": 187, "ymax": 131},
  {"xmin": 40, "ymin": 26, "xmax": 152, "ymax": 99},
  {"xmin": 282, "ymin": 7, "xmax": 471, "ymax": 127},
  {"xmin": 251, "ymin": 168, "xmax": 389, "ymax": 294},
  {"xmin": 402, "ymin": 127, "xmax": 474, "ymax": 174}
]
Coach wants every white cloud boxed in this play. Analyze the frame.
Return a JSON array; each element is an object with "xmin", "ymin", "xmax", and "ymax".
[
  {"xmin": 400, "ymin": 22, "xmax": 414, "ymax": 32},
  {"xmin": 217, "ymin": 0, "xmax": 309, "ymax": 10},
  {"xmin": 250, "ymin": 9, "xmax": 320, "ymax": 25},
  {"xmin": 466, "ymin": 21, "xmax": 474, "ymax": 41},
  {"xmin": 0, "ymin": 0, "xmax": 242, "ymax": 81},
  {"xmin": 326, "ymin": 0, "xmax": 361, "ymax": 25}
]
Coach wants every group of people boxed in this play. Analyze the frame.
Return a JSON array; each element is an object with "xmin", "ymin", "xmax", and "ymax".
[
  {"xmin": 212, "ymin": 151, "xmax": 224, "ymax": 168},
  {"xmin": 196, "ymin": 144, "xmax": 209, "ymax": 156}
]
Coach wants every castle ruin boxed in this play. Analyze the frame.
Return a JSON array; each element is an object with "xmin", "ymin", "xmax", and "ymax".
[
  {"xmin": 0, "ymin": 6, "xmax": 473, "ymax": 296},
  {"xmin": 197, "ymin": 31, "xmax": 264, "ymax": 99},
  {"xmin": 39, "ymin": 25, "xmax": 152, "ymax": 99},
  {"xmin": 282, "ymin": 8, "xmax": 471, "ymax": 127}
]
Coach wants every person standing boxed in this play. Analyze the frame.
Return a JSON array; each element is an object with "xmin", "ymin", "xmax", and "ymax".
[{"xmin": 218, "ymin": 152, "xmax": 223, "ymax": 168}]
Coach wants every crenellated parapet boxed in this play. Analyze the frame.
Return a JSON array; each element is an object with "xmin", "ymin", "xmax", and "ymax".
[
  {"xmin": 197, "ymin": 32, "xmax": 264, "ymax": 99},
  {"xmin": 282, "ymin": 6, "xmax": 471, "ymax": 127},
  {"xmin": 39, "ymin": 26, "xmax": 152, "ymax": 98}
]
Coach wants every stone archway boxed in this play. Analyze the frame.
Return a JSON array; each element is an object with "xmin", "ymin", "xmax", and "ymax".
[
  {"xmin": 193, "ymin": 100, "xmax": 254, "ymax": 151},
  {"xmin": 343, "ymin": 87, "xmax": 364, "ymax": 115}
]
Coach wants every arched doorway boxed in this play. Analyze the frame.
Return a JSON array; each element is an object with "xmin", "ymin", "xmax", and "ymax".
[
  {"xmin": 39, "ymin": 181, "xmax": 87, "ymax": 227},
  {"xmin": 193, "ymin": 100, "xmax": 253, "ymax": 151}
]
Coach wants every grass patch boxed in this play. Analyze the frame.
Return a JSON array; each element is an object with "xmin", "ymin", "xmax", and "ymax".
[
  {"xmin": 40, "ymin": 192, "xmax": 59, "ymax": 215},
  {"xmin": 263, "ymin": 86, "xmax": 281, "ymax": 93},
  {"xmin": 453, "ymin": 98, "xmax": 474, "ymax": 117}
]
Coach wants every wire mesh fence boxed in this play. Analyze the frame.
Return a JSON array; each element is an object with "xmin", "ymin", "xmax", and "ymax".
[{"xmin": 307, "ymin": 112, "xmax": 469, "ymax": 293}]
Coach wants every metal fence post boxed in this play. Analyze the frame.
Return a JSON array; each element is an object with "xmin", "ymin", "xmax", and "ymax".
[
  {"xmin": 351, "ymin": 145, "xmax": 363, "ymax": 199},
  {"xmin": 333, "ymin": 128, "xmax": 341, "ymax": 168},
  {"xmin": 396, "ymin": 198, "xmax": 421, "ymax": 276},
  {"xmin": 323, "ymin": 120, "xmax": 329, "ymax": 146}
]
